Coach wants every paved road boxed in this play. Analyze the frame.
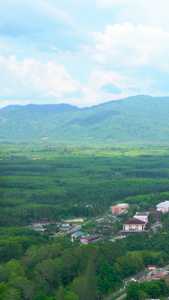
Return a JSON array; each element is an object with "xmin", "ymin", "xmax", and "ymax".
[
  {"xmin": 105, "ymin": 264, "xmax": 169, "ymax": 300},
  {"xmin": 60, "ymin": 225, "xmax": 82, "ymax": 236},
  {"xmin": 115, "ymin": 293, "xmax": 126, "ymax": 300}
]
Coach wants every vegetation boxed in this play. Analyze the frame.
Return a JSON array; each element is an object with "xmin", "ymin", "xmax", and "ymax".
[
  {"xmin": 2, "ymin": 95, "xmax": 169, "ymax": 142},
  {"xmin": 1, "ymin": 143, "xmax": 169, "ymax": 299},
  {"xmin": 1, "ymin": 144, "xmax": 169, "ymax": 227},
  {"xmin": 126, "ymin": 279, "xmax": 169, "ymax": 300}
]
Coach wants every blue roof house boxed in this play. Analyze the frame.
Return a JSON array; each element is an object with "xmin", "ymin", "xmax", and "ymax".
[{"xmin": 71, "ymin": 231, "xmax": 84, "ymax": 242}]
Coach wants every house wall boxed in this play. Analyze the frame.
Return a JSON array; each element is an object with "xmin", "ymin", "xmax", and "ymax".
[
  {"xmin": 148, "ymin": 266, "xmax": 157, "ymax": 270},
  {"xmin": 157, "ymin": 207, "xmax": 169, "ymax": 213},
  {"xmin": 80, "ymin": 238, "xmax": 89, "ymax": 245},
  {"xmin": 111, "ymin": 204, "xmax": 129, "ymax": 214},
  {"xmin": 123, "ymin": 224, "xmax": 145, "ymax": 231},
  {"xmin": 111, "ymin": 206, "xmax": 121, "ymax": 214},
  {"xmin": 156, "ymin": 201, "xmax": 169, "ymax": 213},
  {"xmin": 80, "ymin": 237, "xmax": 100, "ymax": 244}
]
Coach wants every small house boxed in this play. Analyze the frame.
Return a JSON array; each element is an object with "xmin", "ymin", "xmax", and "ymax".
[
  {"xmin": 147, "ymin": 265, "xmax": 157, "ymax": 270},
  {"xmin": 111, "ymin": 203, "xmax": 129, "ymax": 214},
  {"xmin": 62, "ymin": 223, "xmax": 71, "ymax": 231},
  {"xmin": 71, "ymin": 231, "xmax": 84, "ymax": 242},
  {"xmin": 80, "ymin": 234, "xmax": 100, "ymax": 245}
]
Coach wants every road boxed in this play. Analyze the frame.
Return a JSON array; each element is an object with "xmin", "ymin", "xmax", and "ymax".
[
  {"xmin": 115, "ymin": 293, "xmax": 126, "ymax": 300},
  {"xmin": 60, "ymin": 224, "xmax": 82, "ymax": 236},
  {"xmin": 105, "ymin": 264, "xmax": 169, "ymax": 300}
]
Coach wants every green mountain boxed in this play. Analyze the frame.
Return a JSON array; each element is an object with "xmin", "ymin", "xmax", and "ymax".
[{"xmin": 1, "ymin": 95, "xmax": 169, "ymax": 143}]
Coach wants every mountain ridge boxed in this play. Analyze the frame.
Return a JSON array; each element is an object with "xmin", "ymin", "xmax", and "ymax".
[
  {"xmin": 1, "ymin": 95, "xmax": 169, "ymax": 143},
  {"xmin": 1, "ymin": 103, "xmax": 79, "ymax": 114}
]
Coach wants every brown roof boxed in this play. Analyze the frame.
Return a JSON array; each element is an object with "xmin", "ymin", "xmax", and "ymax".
[
  {"xmin": 124, "ymin": 218, "xmax": 145, "ymax": 225},
  {"xmin": 144, "ymin": 210, "xmax": 161, "ymax": 219}
]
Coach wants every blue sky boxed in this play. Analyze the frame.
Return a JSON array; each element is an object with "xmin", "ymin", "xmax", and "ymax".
[{"xmin": 0, "ymin": 0, "xmax": 169, "ymax": 108}]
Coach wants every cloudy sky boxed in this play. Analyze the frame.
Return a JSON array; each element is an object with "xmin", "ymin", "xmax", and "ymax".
[{"xmin": 0, "ymin": 0, "xmax": 169, "ymax": 108}]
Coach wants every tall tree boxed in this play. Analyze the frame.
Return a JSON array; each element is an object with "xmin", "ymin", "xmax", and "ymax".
[
  {"xmin": 84, "ymin": 258, "xmax": 97, "ymax": 300},
  {"xmin": 126, "ymin": 281, "xmax": 140, "ymax": 300},
  {"xmin": 57, "ymin": 285, "xmax": 65, "ymax": 300},
  {"xmin": 97, "ymin": 260, "xmax": 121, "ymax": 295}
]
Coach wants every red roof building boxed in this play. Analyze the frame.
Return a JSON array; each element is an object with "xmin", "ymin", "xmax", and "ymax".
[
  {"xmin": 147, "ymin": 265, "xmax": 157, "ymax": 270},
  {"xmin": 155, "ymin": 274, "xmax": 166, "ymax": 279},
  {"xmin": 123, "ymin": 218, "xmax": 146, "ymax": 231}
]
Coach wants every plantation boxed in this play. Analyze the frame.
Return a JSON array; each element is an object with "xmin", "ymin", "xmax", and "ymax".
[{"xmin": 1, "ymin": 143, "xmax": 169, "ymax": 299}]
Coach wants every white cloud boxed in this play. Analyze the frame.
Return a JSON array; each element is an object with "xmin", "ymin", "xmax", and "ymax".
[
  {"xmin": 1, "ymin": 0, "xmax": 169, "ymax": 108},
  {"xmin": 93, "ymin": 23, "xmax": 169, "ymax": 71},
  {"xmin": 0, "ymin": 55, "xmax": 81, "ymax": 99},
  {"xmin": 75, "ymin": 68, "xmax": 127, "ymax": 107},
  {"xmin": 86, "ymin": 68, "xmax": 122, "ymax": 89}
]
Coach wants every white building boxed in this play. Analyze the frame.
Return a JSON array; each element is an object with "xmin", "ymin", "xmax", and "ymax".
[
  {"xmin": 123, "ymin": 218, "xmax": 146, "ymax": 231},
  {"xmin": 156, "ymin": 200, "xmax": 169, "ymax": 213},
  {"xmin": 134, "ymin": 212, "xmax": 149, "ymax": 223}
]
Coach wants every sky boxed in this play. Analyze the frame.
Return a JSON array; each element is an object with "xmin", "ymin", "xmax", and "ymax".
[{"xmin": 0, "ymin": 0, "xmax": 169, "ymax": 108}]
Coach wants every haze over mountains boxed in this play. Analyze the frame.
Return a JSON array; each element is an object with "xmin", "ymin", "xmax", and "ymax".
[{"xmin": 1, "ymin": 95, "xmax": 169, "ymax": 143}]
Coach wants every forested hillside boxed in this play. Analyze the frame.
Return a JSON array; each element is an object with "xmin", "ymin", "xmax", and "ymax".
[{"xmin": 1, "ymin": 95, "xmax": 169, "ymax": 142}]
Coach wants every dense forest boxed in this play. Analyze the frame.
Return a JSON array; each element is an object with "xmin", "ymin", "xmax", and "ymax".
[{"xmin": 1, "ymin": 144, "xmax": 169, "ymax": 299}]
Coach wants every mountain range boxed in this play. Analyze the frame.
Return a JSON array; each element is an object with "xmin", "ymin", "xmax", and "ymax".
[{"xmin": 1, "ymin": 95, "xmax": 169, "ymax": 143}]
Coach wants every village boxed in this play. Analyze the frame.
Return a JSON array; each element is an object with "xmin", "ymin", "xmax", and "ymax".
[
  {"xmin": 25, "ymin": 199, "xmax": 169, "ymax": 299},
  {"xmin": 27, "ymin": 199, "xmax": 169, "ymax": 240}
]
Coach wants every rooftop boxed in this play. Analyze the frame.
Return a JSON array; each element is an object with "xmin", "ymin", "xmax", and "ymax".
[
  {"xmin": 147, "ymin": 265, "xmax": 157, "ymax": 267},
  {"xmin": 75, "ymin": 231, "xmax": 84, "ymax": 236},
  {"xmin": 124, "ymin": 218, "xmax": 145, "ymax": 225},
  {"xmin": 135, "ymin": 212, "xmax": 149, "ymax": 216},
  {"xmin": 157, "ymin": 200, "xmax": 169, "ymax": 208},
  {"xmin": 156, "ymin": 274, "xmax": 166, "ymax": 278},
  {"xmin": 81, "ymin": 234, "xmax": 99, "ymax": 241},
  {"xmin": 116, "ymin": 203, "xmax": 129, "ymax": 207}
]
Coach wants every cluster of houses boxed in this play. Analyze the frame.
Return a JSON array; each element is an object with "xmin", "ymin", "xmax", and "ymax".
[
  {"xmin": 70, "ymin": 199, "xmax": 169, "ymax": 243},
  {"xmin": 148, "ymin": 265, "xmax": 169, "ymax": 282},
  {"xmin": 28, "ymin": 219, "xmax": 101, "ymax": 244},
  {"xmin": 27, "ymin": 200, "xmax": 169, "ymax": 242},
  {"xmin": 111, "ymin": 200, "xmax": 169, "ymax": 235},
  {"xmin": 28, "ymin": 217, "xmax": 87, "ymax": 233}
]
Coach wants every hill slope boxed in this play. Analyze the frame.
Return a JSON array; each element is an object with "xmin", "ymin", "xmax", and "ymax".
[{"xmin": 1, "ymin": 95, "xmax": 169, "ymax": 143}]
